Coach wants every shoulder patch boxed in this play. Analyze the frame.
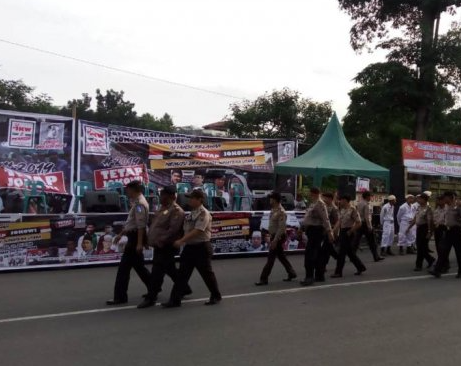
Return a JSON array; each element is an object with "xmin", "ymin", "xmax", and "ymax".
[{"xmin": 136, "ymin": 205, "xmax": 143, "ymax": 213}]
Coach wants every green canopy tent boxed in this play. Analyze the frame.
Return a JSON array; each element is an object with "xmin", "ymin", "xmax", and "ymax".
[{"xmin": 275, "ymin": 113, "xmax": 389, "ymax": 188}]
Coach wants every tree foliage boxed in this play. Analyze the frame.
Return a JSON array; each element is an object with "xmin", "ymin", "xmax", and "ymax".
[
  {"xmin": 0, "ymin": 79, "xmax": 59, "ymax": 114},
  {"xmin": 0, "ymin": 78, "xmax": 176, "ymax": 131},
  {"xmin": 338, "ymin": 0, "xmax": 461, "ymax": 140},
  {"xmin": 228, "ymin": 88, "xmax": 332, "ymax": 148},
  {"xmin": 343, "ymin": 61, "xmax": 461, "ymax": 167}
]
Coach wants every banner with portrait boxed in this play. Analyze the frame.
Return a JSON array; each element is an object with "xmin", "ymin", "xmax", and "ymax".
[
  {"xmin": 0, "ymin": 110, "xmax": 74, "ymax": 212},
  {"xmin": 0, "ymin": 211, "xmax": 304, "ymax": 271},
  {"xmin": 78, "ymin": 120, "xmax": 296, "ymax": 207}
]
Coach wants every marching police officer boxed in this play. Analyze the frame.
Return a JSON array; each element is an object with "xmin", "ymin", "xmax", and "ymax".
[
  {"xmin": 137, "ymin": 185, "xmax": 192, "ymax": 309},
  {"xmin": 300, "ymin": 187, "xmax": 334, "ymax": 286},
  {"xmin": 331, "ymin": 194, "xmax": 367, "ymax": 278},
  {"xmin": 107, "ymin": 180, "xmax": 151, "ymax": 305},
  {"xmin": 255, "ymin": 192, "xmax": 297, "ymax": 286},
  {"xmin": 355, "ymin": 191, "xmax": 384, "ymax": 262},
  {"xmin": 316, "ymin": 192, "xmax": 339, "ymax": 280},
  {"xmin": 430, "ymin": 191, "xmax": 461, "ymax": 278},
  {"xmin": 162, "ymin": 190, "xmax": 222, "ymax": 307},
  {"xmin": 407, "ymin": 193, "xmax": 435, "ymax": 272}
]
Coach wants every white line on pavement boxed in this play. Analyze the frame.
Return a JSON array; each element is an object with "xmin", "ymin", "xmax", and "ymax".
[{"xmin": 0, "ymin": 274, "xmax": 452, "ymax": 324}]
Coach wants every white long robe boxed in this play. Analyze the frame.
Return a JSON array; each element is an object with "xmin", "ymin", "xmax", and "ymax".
[
  {"xmin": 397, "ymin": 203, "xmax": 417, "ymax": 247},
  {"xmin": 380, "ymin": 203, "xmax": 395, "ymax": 247}
]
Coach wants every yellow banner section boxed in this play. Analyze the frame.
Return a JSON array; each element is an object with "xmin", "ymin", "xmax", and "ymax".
[
  {"xmin": 212, "ymin": 219, "xmax": 249, "ymax": 227},
  {"xmin": 150, "ymin": 155, "xmax": 266, "ymax": 169},
  {"xmin": 150, "ymin": 141, "xmax": 264, "ymax": 152},
  {"xmin": 0, "ymin": 221, "xmax": 50, "ymax": 230},
  {"xmin": 213, "ymin": 229, "xmax": 250, "ymax": 239},
  {"xmin": 1, "ymin": 233, "xmax": 51, "ymax": 245},
  {"xmin": 0, "ymin": 221, "xmax": 51, "ymax": 245}
]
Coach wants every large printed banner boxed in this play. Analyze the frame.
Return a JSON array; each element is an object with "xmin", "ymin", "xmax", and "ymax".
[
  {"xmin": 78, "ymin": 120, "xmax": 296, "ymax": 201},
  {"xmin": 402, "ymin": 139, "xmax": 461, "ymax": 177},
  {"xmin": 0, "ymin": 110, "xmax": 74, "ymax": 197},
  {"xmin": 0, "ymin": 166, "xmax": 67, "ymax": 194},
  {"xmin": 0, "ymin": 211, "xmax": 304, "ymax": 270}
]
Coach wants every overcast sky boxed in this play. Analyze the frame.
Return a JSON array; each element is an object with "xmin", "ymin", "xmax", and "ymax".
[{"xmin": 0, "ymin": 0, "xmax": 404, "ymax": 127}]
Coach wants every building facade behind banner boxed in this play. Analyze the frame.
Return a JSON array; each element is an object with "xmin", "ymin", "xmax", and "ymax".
[
  {"xmin": 0, "ymin": 212, "xmax": 305, "ymax": 271},
  {"xmin": 78, "ymin": 120, "xmax": 296, "ymax": 204},
  {"xmin": 0, "ymin": 110, "xmax": 74, "ymax": 213}
]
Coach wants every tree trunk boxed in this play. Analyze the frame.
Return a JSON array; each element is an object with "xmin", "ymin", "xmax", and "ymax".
[{"xmin": 415, "ymin": 3, "xmax": 439, "ymax": 141}]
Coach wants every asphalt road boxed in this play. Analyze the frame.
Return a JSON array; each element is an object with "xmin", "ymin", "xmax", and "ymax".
[{"xmin": 0, "ymin": 249, "xmax": 460, "ymax": 366}]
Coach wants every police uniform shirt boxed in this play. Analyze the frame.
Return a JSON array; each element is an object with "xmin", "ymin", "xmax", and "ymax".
[
  {"xmin": 303, "ymin": 200, "xmax": 332, "ymax": 231},
  {"xmin": 124, "ymin": 194, "xmax": 149, "ymax": 232},
  {"xmin": 433, "ymin": 206, "xmax": 447, "ymax": 227},
  {"xmin": 357, "ymin": 200, "xmax": 372, "ymax": 227},
  {"xmin": 326, "ymin": 203, "xmax": 339, "ymax": 227},
  {"xmin": 148, "ymin": 203, "xmax": 185, "ymax": 248},
  {"xmin": 269, "ymin": 204, "xmax": 287, "ymax": 242},
  {"xmin": 339, "ymin": 207, "xmax": 361, "ymax": 229},
  {"xmin": 184, "ymin": 205, "xmax": 212, "ymax": 244},
  {"xmin": 415, "ymin": 205, "xmax": 433, "ymax": 226},
  {"xmin": 445, "ymin": 204, "xmax": 461, "ymax": 228}
]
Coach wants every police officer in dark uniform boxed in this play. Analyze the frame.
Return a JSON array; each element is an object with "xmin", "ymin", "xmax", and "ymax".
[
  {"xmin": 430, "ymin": 191, "xmax": 461, "ymax": 278},
  {"xmin": 331, "ymin": 194, "xmax": 367, "ymax": 278},
  {"xmin": 300, "ymin": 187, "xmax": 334, "ymax": 286},
  {"xmin": 354, "ymin": 191, "xmax": 384, "ymax": 262},
  {"xmin": 162, "ymin": 190, "xmax": 222, "ymax": 307},
  {"xmin": 138, "ymin": 185, "xmax": 192, "ymax": 309},
  {"xmin": 254, "ymin": 192, "xmax": 297, "ymax": 286},
  {"xmin": 106, "ymin": 180, "xmax": 151, "ymax": 305},
  {"xmin": 317, "ymin": 192, "xmax": 339, "ymax": 280}
]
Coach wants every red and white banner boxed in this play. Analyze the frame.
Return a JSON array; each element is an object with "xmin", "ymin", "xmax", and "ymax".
[
  {"xmin": 0, "ymin": 167, "xmax": 67, "ymax": 194},
  {"xmin": 93, "ymin": 164, "xmax": 149, "ymax": 190},
  {"xmin": 402, "ymin": 139, "xmax": 461, "ymax": 177}
]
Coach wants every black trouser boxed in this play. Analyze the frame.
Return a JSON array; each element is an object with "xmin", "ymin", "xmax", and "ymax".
[
  {"xmin": 317, "ymin": 235, "xmax": 338, "ymax": 277},
  {"xmin": 113, "ymin": 231, "xmax": 151, "ymax": 301},
  {"xmin": 259, "ymin": 235, "xmax": 296, "ymax": 282},
  {"xmin": 304, "ymin": 225, "xmax": 325, "ymax": 280},
  {"xmin": 434, "ymin": 225, "xmax": 448, "ymax": 269},
  {"xmin": 147, "ymin": 245, "xmax": 191, "ymax": 300},
  {"xmin": 415, "ymin": 224, "xmax": 435, "ymax": 269},
  {"xmin": 169, "ymin": 242, "xmax": 221, "ymax": 304},
  {"xmin": 434, "ymin": 226, "xmax": 461, "ymax": 275},
  {"xmin": 335, "ymin": 228, "xmax": 366, "ymax": 275},
  {"xmin": 354, "ymin": 222, "xmax": 380, "ymax": 261}
]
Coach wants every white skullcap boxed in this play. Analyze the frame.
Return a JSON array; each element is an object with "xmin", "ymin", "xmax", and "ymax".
[
  {"xmin": 423, "ymin": 191, "xmax": 432, "ymax": 197},
  {"xmin": 388, "ymin": 195, "xmax": 396, "ymax": 201},
  {"xmin": 252, "ymin": 231, "xmax": 262, "ymax": 238}
]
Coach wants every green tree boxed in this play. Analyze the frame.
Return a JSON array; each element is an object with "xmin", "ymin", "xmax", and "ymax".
[
  {"xmin": 338, "ymin": 0, "xmax": 461, "ymax": 140},
  {"xmin": 60, "ymin": 93, "xmax": 95, "ymax": 120},
  {"xmin": 137, "ymin": 112, "xmax": 175, "ymax": 132},
  {"xmin": 0, "ymin": 78, "xmax": 59, "ymax": 114},
  {"xmin": 343, "ymin": 61, "xmax": 459, "ymax": 167},
  {"xmin": 95, "ymin": 89, "xmax": 137, "ymax": 126},
  {"xmin": 228, "ymin": 88, "xmax": 332, "ymax": 148}
]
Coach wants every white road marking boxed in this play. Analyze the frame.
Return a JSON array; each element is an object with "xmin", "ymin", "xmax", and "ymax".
[{"xmin": 0, "ymin": 274, "xmax": 454, "ymax": 324}]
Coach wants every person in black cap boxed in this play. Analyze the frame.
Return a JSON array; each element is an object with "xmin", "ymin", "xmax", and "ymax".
[
  {"xmin": 106, "ymin": 181, "xmax": 151, "ymax": 305},
  {"xmin": 255, "ymin": 192, "xmax": 297, "ymax": 286},
  {"xmin": 331, "ymin": 194, "xmax": 367, "ymax": 278},
  {"xmin": 299, "ymin": 187, "xmax": 334, "ymax": 286},
  {"xmin": 354, "ymin": 191, "xmax": 384, "ymax": 262},
  {"xmin": 162, "ymin": 189, "xmax": 222, "ymax": 307},
  {"xmin": 430, "ymin": 191, "xmax": 461, "ymax": 278},
  {"xmin": 137, "ymin": 185, "xmax": 192, "ymax": 309}
]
